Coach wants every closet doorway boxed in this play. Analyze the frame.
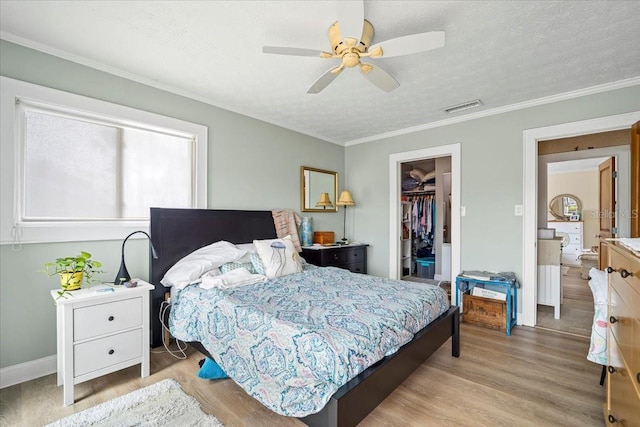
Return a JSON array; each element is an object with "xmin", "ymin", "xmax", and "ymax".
[
  {"xmin": 389, "ymin": 143, "xmax": 461, "ymax": 306},
  {"xmin": 399, "ymin": 158, "xmax": 451, "ymax": 283}
]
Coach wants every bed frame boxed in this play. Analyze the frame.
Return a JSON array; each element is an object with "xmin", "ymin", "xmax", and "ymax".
[{"xmin": 149, "ymin": 207, "xmax": 460, "ymax": 427}]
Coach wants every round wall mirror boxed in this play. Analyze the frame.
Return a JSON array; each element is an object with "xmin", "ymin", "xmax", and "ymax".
[{"xmin": 549, "ymin": 194, "xmax": 582, "ymax": 220}]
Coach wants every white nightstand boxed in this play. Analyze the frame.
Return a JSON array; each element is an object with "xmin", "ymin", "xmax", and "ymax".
[{"xmin": 51, "ymin": 280, "xmax": 154, "ymax": 406}]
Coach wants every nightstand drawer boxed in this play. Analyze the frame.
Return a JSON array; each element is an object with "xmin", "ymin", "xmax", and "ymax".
[
  {"xmin": 345, "ymin": 247, "xmax": 365, "ymax": 263},
  {"xmin": 322, "ymin": 250, "xmax": 347, "ymax": 266},
  {"xmin": 74, "ymin": 297, "xmax": 142, "ymax": 341},
  {"xmin": 345, "ymin": 261, "xmax": 365, "ymax": 274},
  {"xmin": 74, "ymin": 328, "xmax": 142, "ymax": 377}
]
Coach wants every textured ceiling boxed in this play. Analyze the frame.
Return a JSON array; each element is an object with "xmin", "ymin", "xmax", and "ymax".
[{"xmin": 1, "ymin": 1, "xmax": 639, "ymax": 145}]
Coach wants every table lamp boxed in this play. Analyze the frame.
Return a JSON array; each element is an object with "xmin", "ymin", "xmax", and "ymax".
[
  {"xmin": 114, "ymin": 230, "xmax": 158, "ymax": 285},
  {"xmin": 336, "ymin": 190, "xmax": 355, "ymax": 245}
]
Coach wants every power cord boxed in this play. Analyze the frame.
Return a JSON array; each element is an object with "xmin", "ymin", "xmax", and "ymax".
[{"xmin": 150, "ymin": 300, "xmax": 188, "ymax": 359}]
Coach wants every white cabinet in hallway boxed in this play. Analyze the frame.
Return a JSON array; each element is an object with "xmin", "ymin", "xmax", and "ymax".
[{"xmin": 550, "ymin": 221, "xmax": 583, "ymax": 266}]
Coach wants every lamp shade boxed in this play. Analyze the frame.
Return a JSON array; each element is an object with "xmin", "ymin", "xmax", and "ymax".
[
  {"xmin": 336, "ymin": 190, "xmax": 355, "ymax": 206},
  {"xmin": 315, "ymin": 192, "xmax": 334, "ymax": 208}
]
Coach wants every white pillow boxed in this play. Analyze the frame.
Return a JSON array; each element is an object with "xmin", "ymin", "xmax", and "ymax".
[
  {"xmin": 253, "ymin": 235, "xmax": 303, "ymax": 279},
  {"xmin": 161, "ymin": 241, "xmax": 247, "ymax": 289},
  {"xmin": 235, "ymin": 243, "xmax": 257, "ymax": 263}
]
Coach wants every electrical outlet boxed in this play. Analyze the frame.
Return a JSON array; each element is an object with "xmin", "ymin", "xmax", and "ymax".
[
  {"xmin": 461, "ymin": 206, "xmax": 466, "ymax": 217},
  {"xmin": 515, "ymin": 205, "xmax": 523, "ymax": 216}
]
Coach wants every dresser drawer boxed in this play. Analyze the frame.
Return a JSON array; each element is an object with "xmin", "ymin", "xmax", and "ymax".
[
  {"xmin": 610, "ymin": 247, "xmax": 640, "ymax": 292},
  {"xmin": 344, "ymin": 261, "xmax": 366, "ymax": 274},
  {"xmin": 74, "ymin": 328, "xmax": 142, "ymax": 377},
  {"xmin": 345, "ymin": 247, "xmax": 365, "ymax": 264},
  {"xmin": 74, "ymin": 297, "xmax": 142, "ymax": 341},
  {"xmin": 321, "ymin": 249, "xmax": 347, "ymax": 266},
  {"xmin": 609, "ymin": 284, "xmax": 636, "ymax": 362},
  {"xmin": 608, "ymin": 340, "xmax": 640, "ymax": 426},
  {"xmin": 552, "ymin": 222, "xmax": 582, "ymax": 234}
]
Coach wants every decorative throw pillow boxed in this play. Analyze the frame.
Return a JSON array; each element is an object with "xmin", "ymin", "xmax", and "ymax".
[
  {"xmin": 253, "ymin": 235, "xmax": 303, "ymax": 279},
  {"xmin": 250, "ymin": 252, "xmax": 266, "ymax": 275},
  {"xmin": 220, "ymin": 261, "xmax": 257, "ymax": 274},
  {"xmin": 198, "ymin": 357, "xmax": 228, "ymax": 379}
]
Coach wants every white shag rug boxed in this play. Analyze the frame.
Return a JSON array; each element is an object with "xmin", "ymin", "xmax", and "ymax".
[{"xmin": 46, "ymin": 379, "xmax": 224, "ymax": 427}]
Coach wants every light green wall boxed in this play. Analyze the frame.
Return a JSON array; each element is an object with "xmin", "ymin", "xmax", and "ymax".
[
  {"xmin": 345, "ymin": 86, "xmax": 640, "ymax": 280},
  {"xmin": 3, "ymin": 38, "xmax": 639, "ymax": 371},
  {"xmin": 0, "ymin": 40, "xmax": 344, "ymax": 368}
]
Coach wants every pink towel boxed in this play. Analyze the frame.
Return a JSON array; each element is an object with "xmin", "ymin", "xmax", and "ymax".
[{"xmin": 272, "ymin": 210, "xmax": 302, "ymax": 252}]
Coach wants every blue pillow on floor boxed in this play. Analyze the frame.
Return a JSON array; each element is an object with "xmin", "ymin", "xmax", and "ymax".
[{"xmin": 198, "ymin": 357, "xmax": 228, "ymax": 379}]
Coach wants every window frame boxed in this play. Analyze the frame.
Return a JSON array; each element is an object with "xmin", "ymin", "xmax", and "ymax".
[{"xmin": 1, "ymin": 76, "xmax": 208, "ymax": 245}]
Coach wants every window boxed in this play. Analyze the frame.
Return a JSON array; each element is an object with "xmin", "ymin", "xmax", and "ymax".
[{"xmin": 1, "ymin": 77, "xmax": 207, "ymax": 244}]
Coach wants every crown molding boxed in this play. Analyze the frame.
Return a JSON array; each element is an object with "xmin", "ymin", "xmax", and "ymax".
[
  {"xmin": 345, "ymin": 76, "xmax": 640, "ymax": 146},
  {"xmin": 3, "ymin": 32, "xmax": 638, "ymax": 149}
]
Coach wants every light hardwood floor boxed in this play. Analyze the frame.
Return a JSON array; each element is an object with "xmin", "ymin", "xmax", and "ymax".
[
  {"xmin": 536, "ymin": 266, "xmax": 595, "ymax": 337},
  {"xmin": 0, "ymin": 323, "xmax": 605, "ymax": 427}
]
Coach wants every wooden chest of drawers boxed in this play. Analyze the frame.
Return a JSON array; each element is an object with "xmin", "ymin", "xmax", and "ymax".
[
  {"xmin": 301, "ymin": 244, "xmax": 368, "ymax": 274},
  {"xmin": 605, "ymin": 242, "xmax": 640, "ymax": 426}
]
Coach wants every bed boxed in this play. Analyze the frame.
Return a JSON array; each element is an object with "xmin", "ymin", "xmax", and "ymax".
[{"xmin": 149, "ymin": 207, "xmax": 460, "ymax": 427}]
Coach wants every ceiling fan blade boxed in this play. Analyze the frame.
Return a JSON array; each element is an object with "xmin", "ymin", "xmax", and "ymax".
[
  {"xmin": 263, "ymin": 46, "xmax": 326, "ymax": 57},
  {"xmin": 361, "ymin": 64, "xmax": 399, "ymax": 92},
  {"xmin": 370, "ymin": 31, "xmax": 445, "ymax": 58},
  {"xmin": 307, "ymin": 66, "xmax": 343, "ymax": 94},
  {"xmin": 336, "ymin": 0, "xmax": 364, "ymax": 45}
]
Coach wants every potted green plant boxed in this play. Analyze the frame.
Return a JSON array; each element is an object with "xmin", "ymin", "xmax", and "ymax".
[{"xmin": 42, "ymin": 251, "xmax": 104, "ymax": 299}]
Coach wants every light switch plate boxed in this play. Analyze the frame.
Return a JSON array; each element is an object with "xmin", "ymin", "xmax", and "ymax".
[
  {"xmin": 461, "ymin": 206, "xmax": 466, "ymax": 216},
  {"xmin": 515, "ymin": 204, "xmax": 523, "ymax": 216}
]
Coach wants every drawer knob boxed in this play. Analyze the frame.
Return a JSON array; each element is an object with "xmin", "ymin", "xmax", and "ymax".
[
  {"xmin": 608, "ymin": 415, "xmax": 619, "ymax": 424},
  {"xmin": 607, "ymin": 365, "xmax": 616, "ymax": 374},
  {"xmin": 619, "ymin": 268, "xmax": 633, "ymax": 278},
  {"xmin": 108, "ymin": 316, "xmax": 115, "ymax": 321},
  {"xmin": 637, "ymin": 372, "xmax": 640, "ymax": 384},
  {"xmin": 108, "ymin": 349, "xmax": 115, "ymax": 355},
  {"xmin": 606, "ymin": 266, "xmax": 616, "ymax": 274},
  {"xmin": 609, "ymin": 316, "xmax": 618, "ymax": 324}
]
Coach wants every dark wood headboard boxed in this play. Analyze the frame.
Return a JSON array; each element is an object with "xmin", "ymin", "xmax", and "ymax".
[{"xmin": 149, "ymin": 207, "xmax": 277, "ymax": 347}]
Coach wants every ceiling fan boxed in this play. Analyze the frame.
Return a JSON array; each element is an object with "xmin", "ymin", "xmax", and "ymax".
[{"xmin": 262, "ymin": 1, "xmax": 445, "ymax": 94}]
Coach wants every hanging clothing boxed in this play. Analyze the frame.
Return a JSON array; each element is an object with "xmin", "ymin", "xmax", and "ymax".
[{"xmin": 404, "ymin": 193, "xmax": 436, "ymax": 248}]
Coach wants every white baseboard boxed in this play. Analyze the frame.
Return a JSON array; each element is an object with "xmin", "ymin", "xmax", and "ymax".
[{"xmin": 0, "ymin": 355, "xmax": 57, "ymax": 389}]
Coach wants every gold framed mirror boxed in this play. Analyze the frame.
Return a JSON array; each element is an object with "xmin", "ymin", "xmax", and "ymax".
[
  {"xmin": 300, "ymin": 166, "xmax": 338, "ymax": 212},
  {"xmin": 549, "ymin": 194, "xmax": 582, "ymax": 220}
]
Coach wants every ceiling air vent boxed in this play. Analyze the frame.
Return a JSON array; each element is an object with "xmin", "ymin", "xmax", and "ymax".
[{"xmin": 443, "ymin": 99, "xmax": 483, "ymax": 114}]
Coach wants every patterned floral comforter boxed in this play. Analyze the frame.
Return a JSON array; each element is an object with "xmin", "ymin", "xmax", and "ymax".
[{"xmin": 169, "ymin": 266, "xmax": 450, "ymax": 417}]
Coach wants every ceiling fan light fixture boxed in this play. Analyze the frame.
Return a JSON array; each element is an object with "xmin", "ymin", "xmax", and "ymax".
[
  {"xmin": 443, "ymin": 99, "xmax": 484, "ymax": 114},
  {"xmin": 262, "ymin": 1, "xmax": 446, "ymax": 93}
]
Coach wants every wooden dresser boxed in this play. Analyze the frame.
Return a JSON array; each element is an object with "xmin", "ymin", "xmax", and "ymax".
[
  {"xmin": 605, "ymin": 242, "xmax": 640, "ymax": 426},
  {"xmin": 301, "ymin": 244, "xmax": 368, "ymax": 274}
]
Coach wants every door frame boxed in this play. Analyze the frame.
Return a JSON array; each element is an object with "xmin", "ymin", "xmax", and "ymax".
[
  {"xmin": 389, "ymin": 143, "xmax": 461, "ymax": 305},
  {"xmin": 522, "ymin": 111, "xmax": 639, "ymax": 326}
]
